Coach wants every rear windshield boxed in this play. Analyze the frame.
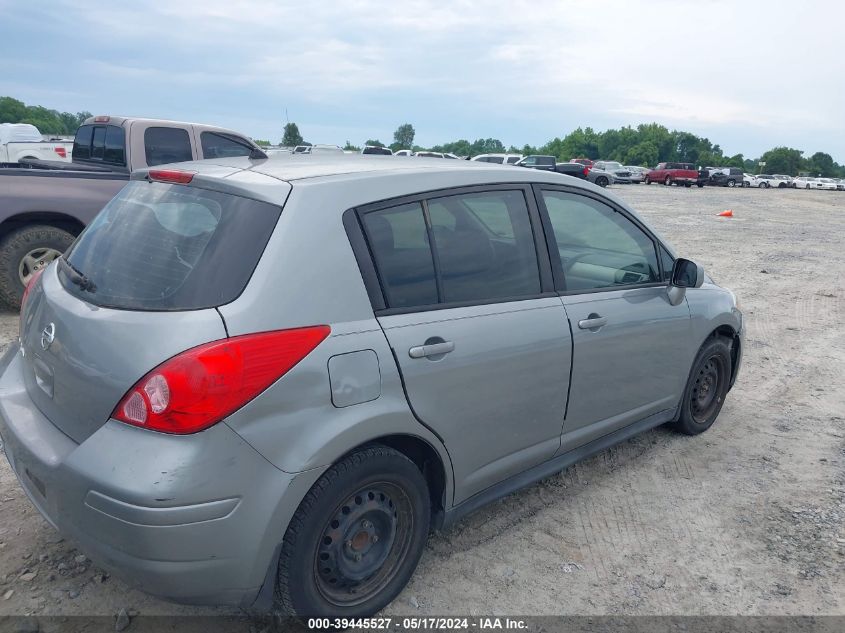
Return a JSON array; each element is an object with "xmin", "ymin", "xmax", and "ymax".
[
  {"xmin": 59, "ymin": 181, "xmax": 282, "ymax": 310},
  {"xmin": 72, "ymin": 124, "xmax": 126, "ymax": 165}
]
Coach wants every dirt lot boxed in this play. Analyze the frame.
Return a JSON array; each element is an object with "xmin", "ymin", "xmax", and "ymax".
[{"xmin": 0, "ymin": 184, "xmax": 842, "ymax": 625}]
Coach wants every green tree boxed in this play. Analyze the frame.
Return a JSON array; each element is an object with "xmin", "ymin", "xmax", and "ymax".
[
  {"xmin": 624, "ymin": 142, "xmax": 659, "ymax": 167},
  {"xmin": 252, "ymin": 139, "xmax": 271, "ymax": 147},
  {"xmin": 343, "ymin": 140, "xmax": 361, "ymax": 151},
  {"xmin": 806, "ymin": 151, "xmax": 835, "ymax": 176},
  {"xmin": 393, "ymin": 123, "xmax": 415, "ymax": 150},
  {"xmin": 0, "ymin": 97, "xmax": 28, "ymax": 124},
  {"xmin": 365, "ymin": 139, "xmax": 385, "ymax": 147},
  {"xmin": 282, "ymin": 122, "xmax": 303, "ymax": 147},
  {"xmin": 758, "ymin": 147, "xmax": 804, "ymax": 175}
]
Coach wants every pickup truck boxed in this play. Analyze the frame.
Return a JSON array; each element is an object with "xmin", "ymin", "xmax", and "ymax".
[
  {"xmin": 645, "ymin": 162, "xmax": 705, "ymax": 187},
  {"xmin": 0, "ymin": 115, "xmax": 265, "ymax": 307},
  {"xmin": 515, "ymin": 155, "xmax": 589, "ymax": 179},
  {"xmin": 0, "ymin": 123, "xmax": 73, "ymax": 166}
]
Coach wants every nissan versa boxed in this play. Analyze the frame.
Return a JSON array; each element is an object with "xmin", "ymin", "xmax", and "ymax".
[{"xmin": 0, "ymin": 155, "xmax": 742, "ymax": 616}]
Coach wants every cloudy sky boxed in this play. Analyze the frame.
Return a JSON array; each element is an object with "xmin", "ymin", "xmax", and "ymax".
[{"xmin": 3, "ymin": 0, "xmax": 844, "ymax": 159}]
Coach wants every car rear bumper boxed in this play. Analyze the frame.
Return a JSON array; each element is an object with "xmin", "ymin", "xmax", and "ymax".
[{"xmin": 0, "ymin": 343, "xmax": 320, "ymax": 607}]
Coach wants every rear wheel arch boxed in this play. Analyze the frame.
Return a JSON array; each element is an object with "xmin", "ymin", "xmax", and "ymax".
[
  {"xmin": 0, "ymin": 212, "xmax": 85, "ymax": 243},
  {"xmin": 345, "ymin": 435, "xmax": 450, "ymax": 525}
]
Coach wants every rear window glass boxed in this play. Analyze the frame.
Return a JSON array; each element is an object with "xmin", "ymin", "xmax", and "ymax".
[
  {"xmin": 103, "ymin": 126, "xmax": 125, "ymax": 164},
  {"xmin": 72, "ymin": 125, "xmax": 93, "ymax": 160},
  {"xmin": 362, "ymin": 146, "xmax": 393, "ymax": 155},
  {"xmin": 144, "ymin": 127, "xmax": 193, "ymax": 166},
  {"xmin": 91, "ymin": 127, "xmax": 106, "ymax": 160},
  {"xmin": 362, "ymin": 202, "xmax": 438, "ymax": 308},
  {"xmin": 60, "ymin": 181, "xmax": 282, "ymax": 311}
]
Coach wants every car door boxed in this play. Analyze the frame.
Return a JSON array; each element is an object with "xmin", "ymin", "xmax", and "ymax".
[
  {"xmin": 535, "ymin": 186, "xmax": 693, "ymax": 451},
  {"xmin": 356, "ymin": 186, "xmax": 572, "ymax": 503}
]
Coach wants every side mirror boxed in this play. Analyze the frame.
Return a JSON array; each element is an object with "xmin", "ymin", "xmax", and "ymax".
[
  {"xmin": 672, "ymin": 258, "xmax": 704, "ymax": 288},
  {"xmin": 667, "ymin": 258, "xmax": 704, "ymax": 306}
]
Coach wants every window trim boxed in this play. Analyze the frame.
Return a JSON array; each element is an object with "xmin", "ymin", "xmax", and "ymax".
[
  {"xmin": 345, "ymin": 183, "xmax": 557, "ymax": 316},
  {"xmin": 532, "ymin": 183, "xmax": 670, "ymax": 296}
]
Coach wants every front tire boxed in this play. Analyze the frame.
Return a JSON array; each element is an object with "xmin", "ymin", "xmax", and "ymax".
[
  {"xmin": 672, "ymin": 337, "xmax": 732, "ymax": 435},
  {"xmin": 275, "ymin": 445, "xmax": 430, "ymax": 617},
  {"xmin": 727, "ymin": 179, "xmax": 736, "ymax": 187},
  {"xmin": 595, "ymin": 176, "xmax": 609, "ymax": 187},
  {"xmin": 0, "ymin": 225, "xmax": 75, "ymax": 308}
]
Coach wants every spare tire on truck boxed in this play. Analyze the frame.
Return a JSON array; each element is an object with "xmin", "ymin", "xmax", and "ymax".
[{"xmin": 0, "ymin": 225, "xmax": 75, "ymax": 308}]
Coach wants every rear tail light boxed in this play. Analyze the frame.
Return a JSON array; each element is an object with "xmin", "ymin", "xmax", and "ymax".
[
  {"xmin": 112, "ymin": 326, "xmax": 330, "ymax": 434},
  {"xmin": 147, "ymin": 169, "xmax": 195, "ymax": 184},
  {"xmin": 19, "ymin": 269, "xmax": 44, "ymax": 335},
  {"xmin": 583, "ymin": 166, "xmax": 591, "ymax": 176},
  {"xmin": 54, "ymin": 147, "xmax": 67, "ymax": 158}
]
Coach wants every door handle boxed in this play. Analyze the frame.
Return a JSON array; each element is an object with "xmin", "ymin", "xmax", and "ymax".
[
  {"xmin": 578, "ymin": 314, "xmax": 607, "ymax": 330},
  {"xmin": 409, "ymin": 341, "xmax": 455, "ymax": 359}
]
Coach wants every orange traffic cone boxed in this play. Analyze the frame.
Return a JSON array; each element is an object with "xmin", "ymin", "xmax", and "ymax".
[{"xmin": 717, "ymin": 209, "xmax": 733, "ymax": 217}]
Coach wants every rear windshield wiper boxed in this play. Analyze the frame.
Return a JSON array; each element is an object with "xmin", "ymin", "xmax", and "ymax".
[{"xmin": 60, "ymin": 258, "xmax": 97, "ymax": 293}]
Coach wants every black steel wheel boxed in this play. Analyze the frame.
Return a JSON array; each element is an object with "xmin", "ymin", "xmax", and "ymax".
[
  {"xmin": 275, "ymin": 445, "xmax": 430, "ymax": 617},
  {"xmin": 672, "ymin": 336, "xmax": 733, "ymax": 435},
  {"xmin": 314, "ymin": 482, "xmax": 414, "ymax": 607},
  {"xmin": 689, "ymin": 356, "xmax": 727, "ymax": 424}
]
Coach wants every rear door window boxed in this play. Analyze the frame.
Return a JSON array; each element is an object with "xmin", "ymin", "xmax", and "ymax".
[
  {"xmin": 360, "ymin": 189, "xmax": 541, "ymax": 310},
  {"xmin": 427, "ymin": 191, "xmax": 540, "ymax": 303},
  {"xmin": 200, "ymin": 131, "xmax": 253, "ymax": 158},
  {"xmin": 144, "ymin": 127, "xmax": 193, "ymax": 166},
  {"xmin": 60, "ymin": 181, "xmax": 282, "ymax": 310}
]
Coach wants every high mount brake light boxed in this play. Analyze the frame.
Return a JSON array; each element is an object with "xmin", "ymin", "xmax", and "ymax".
[
  {"xmin": 94, "ymin": 116, "xmax": 110, "ymax": 122},
  {"xmin": 112, "ymin": 326, "xmax": 331, "ymax": 434},
  {"xmin": 147, "ymin": 170, "xmax": 195, "ymax": 184}
]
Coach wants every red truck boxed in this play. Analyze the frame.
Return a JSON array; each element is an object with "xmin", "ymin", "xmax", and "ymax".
[{"xmin": 645, "ymin": 162, "xmax": 705, "ymax": 187}]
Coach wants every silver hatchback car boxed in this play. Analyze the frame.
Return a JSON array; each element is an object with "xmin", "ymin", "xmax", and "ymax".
[{"xmin": 0, "ymin": 156, "xmax": 742, "ymax": 617}]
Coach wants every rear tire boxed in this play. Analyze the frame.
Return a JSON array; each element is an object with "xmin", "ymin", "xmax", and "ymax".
[
  {"xmin": 275, "ymin": 445, "xmax": 430, "ymax": 617},
  {"xmin": 0, "ymin": 225, "xmax": 75, "ymax": 308},
  {"xmin": 672, "ymin": 337, "xmax": 732, "ymax": 435}
]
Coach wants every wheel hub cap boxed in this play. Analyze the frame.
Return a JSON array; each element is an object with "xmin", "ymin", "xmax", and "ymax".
[{"xmin": 19, "ymin": 247, "xmax": 63, "ymax": 286}]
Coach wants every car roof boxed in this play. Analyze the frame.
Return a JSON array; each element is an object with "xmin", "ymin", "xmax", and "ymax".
[{"xmin": 133, "ymin": 154, "xmax": 641, "ymax": 212}]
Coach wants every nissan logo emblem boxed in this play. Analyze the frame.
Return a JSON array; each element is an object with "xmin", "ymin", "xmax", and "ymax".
[{"xmin": 41, "ymin": 323, "xmax": 55, "ymax": 351}]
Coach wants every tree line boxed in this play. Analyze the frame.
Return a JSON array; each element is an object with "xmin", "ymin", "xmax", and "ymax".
[
  {"xmin": 2, "ymin": 97, "xmax": 841, "ymax": 177},
  {"xmin": 0, "ymin": 96, "xmax": 91, "ymax": 136},
  {"xmin": 288, "ymin": 119, "xmax": 843, "ymax": 177}
]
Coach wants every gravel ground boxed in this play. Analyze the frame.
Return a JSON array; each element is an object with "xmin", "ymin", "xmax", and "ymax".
[{"xmin": 0, "ymin": 184, "xmax": 842, "ymax": 625}]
